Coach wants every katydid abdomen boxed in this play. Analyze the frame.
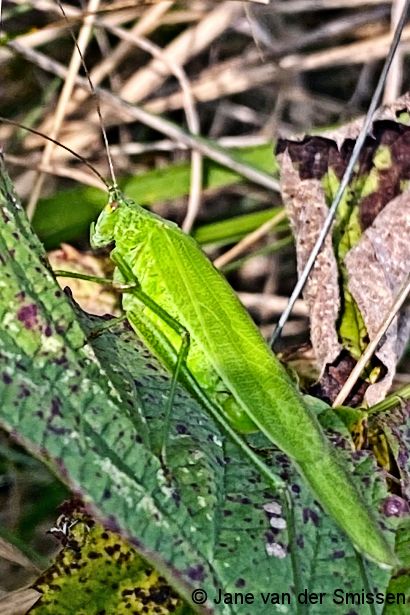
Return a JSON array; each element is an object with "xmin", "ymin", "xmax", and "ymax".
[{"xmin": 91, "ymin": 198, "xmax": 396, "ymax": 567}]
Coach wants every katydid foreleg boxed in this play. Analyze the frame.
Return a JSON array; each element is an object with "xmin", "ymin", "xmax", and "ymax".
[{"xmin": 56, "ymin": 262, "xmax": 192, "ymax": 445}]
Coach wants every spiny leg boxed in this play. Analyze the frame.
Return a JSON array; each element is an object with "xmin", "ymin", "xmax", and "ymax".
[
  {"xmin": 126, "ymin": 305, "xmax": 286, "ymax": 494},
  {"xmin": 110, "ymin": 251, "xmax": 192, "ymax": 460},
  {"xmin": 160, "ymin": 329, "xmax": 190, "ymax": 461}
]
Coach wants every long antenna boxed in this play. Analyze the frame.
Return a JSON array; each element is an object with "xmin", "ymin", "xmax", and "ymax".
[
  {"xmin": 270, "ymin": 0, "xmax": 410, "ymax": 348},
  {"xmin": 0, "ymin": 116, "xmax": 109, "ymax": 188},
  {"xmin": 55, "ymin": 0, "xmax": 117, "ymax": 189}
]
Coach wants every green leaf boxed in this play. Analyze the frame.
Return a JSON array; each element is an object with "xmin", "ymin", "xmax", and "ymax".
[{"xmin": 0, "ymin": 155, "xmax": 402, "ymax": 614}]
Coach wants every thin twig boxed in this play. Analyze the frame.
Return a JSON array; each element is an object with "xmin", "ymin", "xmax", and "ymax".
[
  {"xmin": 108, "ymin": 134, "xmax": 270, "ymax": 155},
  {"xmin": 333, "ymin": 273, "xmax": 410, "ymax": 407}
]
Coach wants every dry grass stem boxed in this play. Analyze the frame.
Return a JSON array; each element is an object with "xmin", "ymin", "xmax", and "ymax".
[
  {"xmin": 383, "ymin": 0, "xmax": 406, "ymax": 102},
  {"xmin": 119, "ymin": 2, "xmax": 244, "ymax": 103},
  {"xmin": 238, "ymin": 292, "xmax": 308, "ymax": 318},
  {"xmin": 5, "ymin": 154, "xmax": 106, "ymax": 190},
  {"xmin": 7, "ymin": 38, "xmax": 280, "ymax": 192},
  {"xmin": 214, "ymin": 210, "xmax": 286, "ymax": 269}
]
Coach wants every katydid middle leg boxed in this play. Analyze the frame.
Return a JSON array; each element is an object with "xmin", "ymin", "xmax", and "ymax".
[
  {"xmin": 111, "ymin": 250, "xmax": 192, "ymax": 460},
  {"xmin": 122, "ymin": 301, "xmax": 287, "ymax": 494}
]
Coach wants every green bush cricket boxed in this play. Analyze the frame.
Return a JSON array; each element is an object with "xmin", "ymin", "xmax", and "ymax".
[{"xmin": 89, "ymin": 182, "xmax": 396, "ymax": 568}]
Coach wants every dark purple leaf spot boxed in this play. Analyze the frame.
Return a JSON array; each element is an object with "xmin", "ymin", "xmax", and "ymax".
[
  {"xmin": 49, "ymin": 426, "xmax": 70, "ymax": 436},
  {"xmin": 102, "ymin": 487, "xmax": 112, "ymax": 500},
  {"xmin": 55, "ymin": 356, "xmax": 68, "ymax": 366},
  {"xmin": 303, "ymin": 508, "xmax": 320, "ymax": 526},
  {"xmin": 44, "ymin": 325, "xmax": 53, "ymax": 337},
  {"xmin": 186, "ymin": 564, "xmax": 205, "ymax": 582},
  {"xmin": 18, "ymin": 385, "xmax": 30, "ymax": 398},
  {"xmin": 17, "ymin": 304, "xmax": 38, "ymax": 329},
  {"xmin": 51, "ymin": 398, "xmax": 62, "ymax": 417}
]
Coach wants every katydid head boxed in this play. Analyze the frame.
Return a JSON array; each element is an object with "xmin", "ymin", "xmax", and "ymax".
[{"xmin": 90, "ymin": 184, "xmax": 129, "ymax": 249}]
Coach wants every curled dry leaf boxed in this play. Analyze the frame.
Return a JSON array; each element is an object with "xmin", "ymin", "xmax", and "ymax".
[
  {"xmin": 345, "ymin": 194, "xmax": 410, "ymax": 405},
  {"xmin": 277, "ymin": 93, "xmax": 410, "ymax": 405}
]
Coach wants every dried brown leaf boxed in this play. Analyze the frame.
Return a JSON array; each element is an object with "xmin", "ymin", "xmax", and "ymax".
[{"xmin": 345, "ymin": 192, "xmax": 410, "ymax": 404}]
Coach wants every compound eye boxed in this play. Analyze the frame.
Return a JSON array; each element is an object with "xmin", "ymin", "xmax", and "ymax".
[{"xmin": 104, "ymin": 200, "xmax": 118, "ymax": 214}]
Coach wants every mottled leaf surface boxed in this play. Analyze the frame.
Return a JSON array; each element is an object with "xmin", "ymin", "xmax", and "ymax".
[
  {"xmin": 30, "ymin": 509, "xmax": 192, "ymax": 615},
  {"xmin": 383, "ymin": 518, "xmax": 410, "ymax": 614},
  {"xmin": 0, "ymin": 155, "xmax": 403, "ymax": 614}
]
